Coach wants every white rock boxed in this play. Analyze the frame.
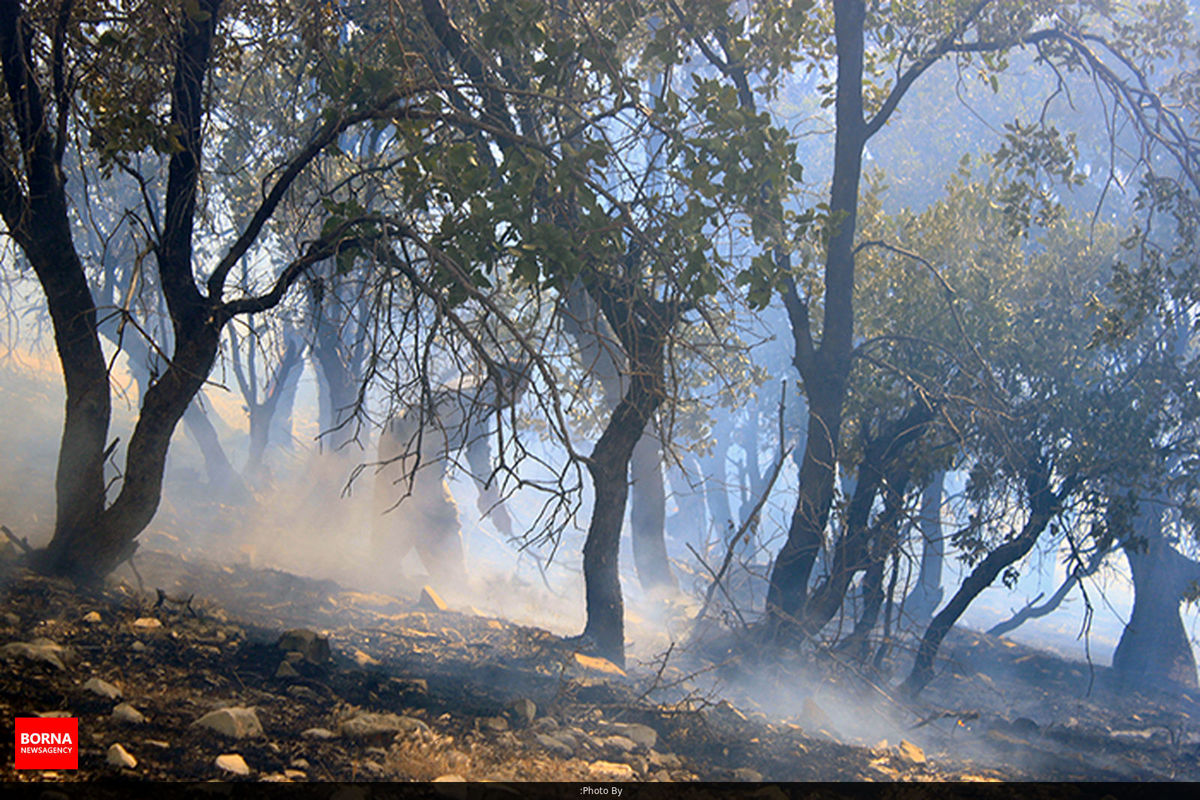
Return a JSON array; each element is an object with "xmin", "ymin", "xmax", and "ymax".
[
  {"xmin": 588, "ymin": 760, "xmax": 635, "ymax": 779},
  {"xmin": 83, "ymin": 677, "xmax": 122, "ymax": 700},
  {"xmin": 897, "ymin": 739, "xmax": 926, "ymax": 764},
  {"xmin": 194, "ymin": 707, "xmax": 264, "ymax": 738},
  {"xmin": 215, "ymin": 753, "xmax": 250, "ymax": 776},
  {"xmin": 607, "ymin": 722, "xmax": 657, "ymax": 750},
  {"xmin": 82, "ymin": 611, "xmax": 102, "ymax": 624},
  {"xmin": 131, "ymin": 618, "xmax": 162, "ymax": 629},
  {"xmin": 301, "ymin": 727, "xmax": 336, "ymax": 739},
  {"xmin": 284, "ymin": 769, "xmax": 307, "ymax": 779},
  {"xmin": 106, "ymin": 743, "xmax": 137, "ymax": 769},
  {"xmin": 111, "ymin": 702, "xmax": 146, "ymax": 724}
]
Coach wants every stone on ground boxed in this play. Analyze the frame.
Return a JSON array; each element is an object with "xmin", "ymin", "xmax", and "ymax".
[
  {"xmin": 194, "ymin": 707, "xmax": 264, "ymax": 738},
  {"xmin": 1, "ymin": 639, "xmax": 74, "ymax": 670},
  {"xmin": 106, "ymin": 743, "xmax": 137, "ymax": 769},
  {"xmin": 607, "ymin": 722, "xmax": 657, "ymax": 750},
  {"xmin": 111, "ymin": 702, "xmax": 146, "ymax": 724},
  {"xmin": 573, "ymin": 652, "xmax": 626, "ymax": 676},
  {"xmin": 588, "ymin": 760, "xmax": 636, "ymax": 779},
  {"xmin": 215, "ymin": 753, "xmax": 250, "ymax": 776},
  {"xmin": 418, "ymin": 585, "xmax": 449, "ymax": 612},
  {"xmin": 507, "ymin": 698, "xmax": 536, "ymax": 727},
  {"xmin": 897, "ymin": 739, "xmax": 926, "ymax": 764},
  {"xmin": 83, "ymin": 677, "xmax": 121, "ymax": 699},
  {"xmin": 339, "ymin": 712, "xmax": 429, "ymax": 739}
]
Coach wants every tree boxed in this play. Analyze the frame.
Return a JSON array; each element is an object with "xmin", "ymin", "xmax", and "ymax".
[{"xmin": 0, "ymin": 0, "xmax": 531, "ymax": 582}]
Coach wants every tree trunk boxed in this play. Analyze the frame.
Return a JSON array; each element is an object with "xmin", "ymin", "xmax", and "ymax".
[
  {"xmin": 904, "ymin": 471, "xmax": 946, "ymax": 627},
  {"xmin": 182, "ymin": 398, "xmax": 246, "ymax": 498},
  {"xmin": 581, "ymin": 383, "xmax": 659, "ymax": 666},
  {"xmin": 579, "ymin": 282, "xmax": 670, "ymax": 666},
  {"xmin": 666, "ymin": 457, "xmax": 708, "ymax": 552},
  {"xmin": 902, "ymin": 460, "xmax": 1062, "ymax": 697},
  {"xmin": 766, "ymin": 0, "xmax": 867, "ymax": 630},
  {"xmin": 631, "ymin": 428, "xmax": 675, "ymax": 592},
  {"xmin": 1112, "ymin": 497, "xmax": 1200, "ymax": 690},
  {"xmin": 799, "ymin": 402, "xmax": 930, "ymax": 636}
]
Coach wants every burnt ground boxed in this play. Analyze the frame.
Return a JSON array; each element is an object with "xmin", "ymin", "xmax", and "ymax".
[{"xmin": 0, "ymin": 548, "xmax": 1197, "ymax": 783}]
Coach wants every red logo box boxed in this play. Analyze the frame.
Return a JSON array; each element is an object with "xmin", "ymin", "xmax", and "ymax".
[{"xmin": 14, "ymin": 717, "xmax": 78, "ymax": 770}]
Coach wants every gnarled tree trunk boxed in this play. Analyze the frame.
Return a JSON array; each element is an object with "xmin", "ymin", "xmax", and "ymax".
[{"xmin": 1112, "ymin": 496, "xmax": 1200, "ymax": 690}]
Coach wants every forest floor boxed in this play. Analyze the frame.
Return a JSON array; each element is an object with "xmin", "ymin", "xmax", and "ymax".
[{"xmin": 0, "ymin": 547, "xmax": 1197, "ymax": 783}]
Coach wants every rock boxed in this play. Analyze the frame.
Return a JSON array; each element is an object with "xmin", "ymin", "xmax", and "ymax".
[
  {"xmin": 287, "ymin": 685, "xmax": 322, "ymax": 703},
  {"xmin": 607, "ymin": 722, "xmax": 657, "ymax": 750},
  {"xmin": 532, "ymin": 717, "xmax": 559, "ymax": 732},
  {"xmin": 352, "ymin": 649, "xmax": 381, "ymax": 668},
  {"xmin": 536, "ymin": 733, "xmax": 574, "ymax": 757},
  {"xmin": 130, "ymin": 641, "xmax": 148, "ymax": 653},
  {"xmin": 215, "ymin": 753, "xmax": 250, "ymax": 776},
  {"xmin": 482, "ymin": 716, "xmax": 509, "ymax": 732},
  {"xmin": 83, "ymin": 677, "xmax": 122, "ymax": 700},
  {"xmin": 602, "ymin": 735, "xmax": 636, "ymax": 754},
  {"xmin": 1011, "ymin": 717, "xmax": 1040, "ymax": 735},
  {"xmin": 339, "ymin": 712, "xmax": 429, "ymax": 739},
  {"xmin": 82, "ymin": 611, "xmax": 102, "ymax": 624},
  {"xmin": 418, "ymin": 585, "xmax": 449, "ymax": 612},
  {"xmin": 648, "ymin": 750, "xmax": 681, "ymax": 769},
  {"xmin": 274, "ymin": 661, "xmax": 300, "ymax": 679},
  {"xmin": 111, "ymin": 703, "xmax": 146, "ymax": 724},
  {"xmin": 588, "ymin": 760, "xmax": 635, "ymax": 780},
  {"xmin": 34, "ymin": 710, "xmax": 73, "ymax": 718},
  {"xmin": 573, "ymin": 652, "xmax": 626, "ymax": 676},
  {"xmin": 897, "ymin": 739, "xmax": 926, "ymax": 764},
  {"xmin": 302, "ymin": 727, "xmax": 336, "ymax": 739},
  {"xmin": 144, "ymin": 739, "xmax": 170, "ymax": 749},
  {"xmin": 507, "ymin": 698, "xmax": 537, "ymax": 727},
  {"xmin": 194, "ymin": 707, "xmax": 264, "ymax": 738},
  {"xmin": 106, "ymin": 743, "xmax": 137, "ymax": 769},
  {"xmin": 1, "ymin": 639, "xmax": 74, "ymax": 670},
  {"xmin": 131, "ymin": 617, "xmax": 162, "ymax": 629},
  {"xmin": 275, "ymin": 629, "xmax": 331, "ymax": 664},
  {"xmin": 290, "ymin": 759, "xmax": 311, "ymax": 769},
  {"xmin": 284, "ymin": 769, "xmax": 306, "ymax": 780},
  {"xmin": 359, "ymin": 760, "xmax": 385, "ymax": 777},
  {"xmin": 733, "ymin": 767, "xmax": 762, "ymax": 782}
]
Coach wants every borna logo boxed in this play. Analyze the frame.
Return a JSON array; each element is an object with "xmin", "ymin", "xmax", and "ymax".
[{"xmin": 14, "ymin": 717, "xmax": 78, "ymax": 770}]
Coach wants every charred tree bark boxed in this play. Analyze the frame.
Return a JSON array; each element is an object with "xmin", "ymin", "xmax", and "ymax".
[
  {"xmin": 562, "ymin": 279, "xmax": 675, "ymax": 593},
  {"xmin": 766, "ymin": 0, "xmax": 867, "ymax": 630},
  {"xmin": 800, "ymin": 401, "xmax": 931, "ymax": 636},
  {"xmin": 579, "ymin": 282, "xmax": 674, "ymax": 666}
]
